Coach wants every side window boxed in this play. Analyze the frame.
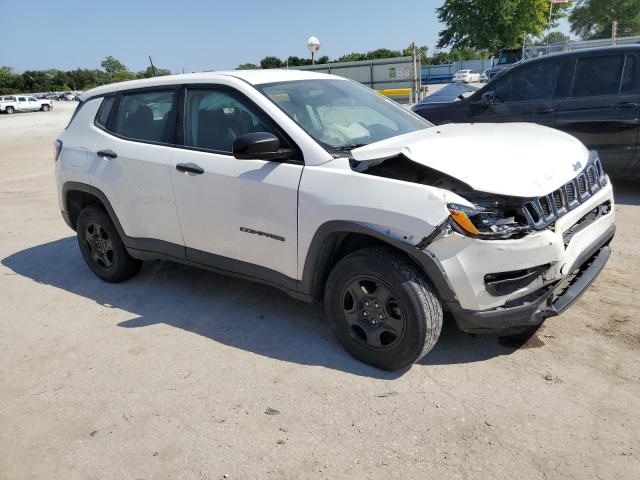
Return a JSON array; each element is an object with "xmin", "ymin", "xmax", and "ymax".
[
  {"xmin": 184, "ymin": 88, "xmax": 280, "ymax": 153},
  {"xmin": 493, "ymin": 60, "xmax": 562, "ymax": 103},
  {"xmin": 18, "ymin": 97, "xmax": 26, "ymax": 102},
  {"xmin": 571, "ymin": 55, "xmax": 625, "ymax": 97},
  {"xmin": 621, "ymin": 55, "xmax": 638, "ymax": 93},
  {"xmin": 114, "ymin": 90, "xmax": 176, "ymax": 143},
  {"xmin": 95, "ymin": 96, "xmax": 115, "ymax": 128}
]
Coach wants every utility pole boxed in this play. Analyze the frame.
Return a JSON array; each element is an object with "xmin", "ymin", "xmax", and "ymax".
[
  {"xmin": 411, "ymin": 42, "xmax": 418, "ymax": 103},
  {"xmin": 612, "ymin": 21, "xmax": 618, "ymax": 46}
]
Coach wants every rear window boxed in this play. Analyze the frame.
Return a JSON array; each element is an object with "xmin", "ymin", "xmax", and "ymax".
[
  {"xmin": 571, "ymin": 55, "xmax": 625, "ymax": 97},
  {"xmin": 113, "ymin": 90, "xmax": 176, "ymax": 144}
]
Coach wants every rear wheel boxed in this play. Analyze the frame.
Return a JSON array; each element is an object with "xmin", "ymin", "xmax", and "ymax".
[
  {"xmin": 76, "ymin": 205, "xmax": 142, "ymax": 282},
  {"xmin": 5, "ymin": 106, "xmax": 14, "ymax": 114},
  {"xmin": 324, "ymin": 247, "xmax": 443, "ymax": 371}
]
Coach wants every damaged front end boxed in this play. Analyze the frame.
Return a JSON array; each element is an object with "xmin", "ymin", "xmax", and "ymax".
[{"xmin": 351, "ymin": 150, "xmax": 608, "ymax": 242}]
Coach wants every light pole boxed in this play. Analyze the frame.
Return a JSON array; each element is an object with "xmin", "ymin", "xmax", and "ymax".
[{"xmin": 307, "ymin": 36, "xmax": 320, "ymax": 65}]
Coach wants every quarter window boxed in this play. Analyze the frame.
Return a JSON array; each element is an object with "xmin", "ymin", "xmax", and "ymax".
[
  {"xmin": 621, "ymin": 55, "xmax": 638, "ymax": 93},
  {"xmin": 571, "ymin": 55, "xmax": 625, "ymax": 97},
  {"xmin": 114, "ymin": 90, "xmax": 176, "ymax": 143},
  {"xmin": 184, "ymin": 88, "xmax": 280, "ymax": 153},
  {"xmin": 493, "ymin": 60, "xmax": 563, "ymax": 103},
  {"xmin": 95, "ymin": 96, "xmax": 115, "ymax": 128}
]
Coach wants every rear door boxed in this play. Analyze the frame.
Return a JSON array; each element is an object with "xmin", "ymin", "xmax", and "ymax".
[
  {"xmin": 468, "ymin": 57, "xmax": 569, "ymax": 127},
  {"xmin": 555, "ymin": 53, "xmax": 639, "ymax": 175},
  {"xmin": 90, "ymin": 89, "xmax": 184, "ymax": 250},
  {"xmin": 16, "ymin": 96, "xmax": 28, "ymax": 111}
]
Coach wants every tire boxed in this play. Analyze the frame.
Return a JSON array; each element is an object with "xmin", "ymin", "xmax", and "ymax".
[
  {"xmin": 324, "ymin": 247, "xmax": 443, "ymax": 371},
  {"xmin": 5, "ymin": 106, "xmax": 14, "ymax": 114},
  {"xmin": 41, "ymin": 104, "xmax": 50, "ymax": 111},
  {"xmin": 76, "ymin": 205, "xmax": 142, "ymax": 282}
]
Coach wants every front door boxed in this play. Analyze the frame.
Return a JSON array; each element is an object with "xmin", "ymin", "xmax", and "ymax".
[
  {"xmin": 469, "ymin": 57, "xmax": 572, "ymax": 128},
  {"xmin": 170, "ymin": 86, "xmax": 302, "ymax": 281}
]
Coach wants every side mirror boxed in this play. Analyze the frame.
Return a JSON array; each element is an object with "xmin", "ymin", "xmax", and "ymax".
[
  {"xmin": 479, "ymin": 91, "xmax": 494, "ymax": 106},
  {"xmin": 232, "ymin": 132, "xmax": 294, "ymax": 161}
]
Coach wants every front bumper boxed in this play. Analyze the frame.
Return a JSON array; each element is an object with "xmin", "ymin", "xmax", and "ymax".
[{"xmin": 446, "ymin": 225, "xmax": 614, "ymax": 333}]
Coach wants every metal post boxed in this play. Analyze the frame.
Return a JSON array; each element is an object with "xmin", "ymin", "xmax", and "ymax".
[
  {"xmin": 612, "ymin": 21, "xmax": 618, "ymax": 46},
  {"xmin": 312, "ymin": 51, "xmax": 315, "ymax": 66}
]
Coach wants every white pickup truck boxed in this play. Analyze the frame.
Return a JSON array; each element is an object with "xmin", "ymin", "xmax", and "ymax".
[{"xmin": 0, "ymin": 95, "xmax": 53, "ymax": 114}]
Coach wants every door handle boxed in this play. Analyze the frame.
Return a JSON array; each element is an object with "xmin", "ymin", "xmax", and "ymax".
[
  {"xmin": 97, "ymin": 149, "xmax": 117, "ymax": 159},
  {"xmin": 176, "ymin": 162, "xmax": 204, "ymax": 175},
  {"xmin": 613, "ymin": 102, "xmax": 639, "ymax": 109}
]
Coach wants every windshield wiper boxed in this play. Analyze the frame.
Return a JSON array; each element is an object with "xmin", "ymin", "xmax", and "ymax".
[{"xmin": 330, "ymin": 143, "xmax": 368, "ymax": 152}]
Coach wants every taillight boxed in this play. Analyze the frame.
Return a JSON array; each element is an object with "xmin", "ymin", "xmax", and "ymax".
[{"xmin": 54, "ymin": 139, "xmax": 62, "ymax": 162}]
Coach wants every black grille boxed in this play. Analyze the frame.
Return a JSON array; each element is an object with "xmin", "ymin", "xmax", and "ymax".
[
  {"xmin": 565, "ymin": 182, "xmax": 576, "ymax": 203},
  {"xmin": 577, "ymin": 174, "xmax": 587, "ymax": 196},
  {"xmin": 587, "ymin": 166, "xmax": 596, "ymax": 188},
  {"xmin": 522, "ymin": 153, "xmax": 607, "ymax": 230},
  {"xmin": 539, "ymin": 196, "xmax": 552, "ymax": 217},
  {"xmin": 552, "ymin": 191, "xmax": 564, "ymax": 210}
]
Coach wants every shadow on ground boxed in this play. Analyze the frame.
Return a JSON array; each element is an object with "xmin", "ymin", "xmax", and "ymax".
[{"xmin": 2, "ymin": 237, "xmax": 539, "ymax": 377}]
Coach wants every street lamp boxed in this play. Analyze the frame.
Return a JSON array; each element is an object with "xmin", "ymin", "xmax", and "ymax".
[{"xmin": 307, "ymin": 36, "xmax": 320, "ymax": 65}]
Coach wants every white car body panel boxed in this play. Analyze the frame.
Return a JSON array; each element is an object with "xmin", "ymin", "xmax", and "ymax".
[
  {"xmin": 170, "ymin": 149, "xmax": 302, "ymax": 279},
  {"xmin": 351, "ymin": 122, "xmax": 590, "ymax": 198}
]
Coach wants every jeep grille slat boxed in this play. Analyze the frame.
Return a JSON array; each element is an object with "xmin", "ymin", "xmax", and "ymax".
[{"xmin": 522, "ymin": 153, "xmax": 607, "ymax": 230}]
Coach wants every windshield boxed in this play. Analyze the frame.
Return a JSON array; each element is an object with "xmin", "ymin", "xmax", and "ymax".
[
  {"xmin": 256, "ymin": 79, "xmax": 431, "ymax": 152},
  {"xmin": 498, "ymin": 51, "xmax": 522, "ymax": 65}
]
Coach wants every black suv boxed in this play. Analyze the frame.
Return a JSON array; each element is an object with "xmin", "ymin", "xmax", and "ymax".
[{"xmin": 413, "ymin": 46, "xmax": 640, "ymax": 177}]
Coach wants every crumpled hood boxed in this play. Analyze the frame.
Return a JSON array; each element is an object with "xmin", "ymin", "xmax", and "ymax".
[{"xmin": 351, "ymin": 122, "xmax": 590, "ymax": 198}]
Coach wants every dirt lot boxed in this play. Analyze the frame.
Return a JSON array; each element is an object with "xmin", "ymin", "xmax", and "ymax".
[{"xmin": 1, "ymin": 102, "xmax": 639, "ymax": 480}]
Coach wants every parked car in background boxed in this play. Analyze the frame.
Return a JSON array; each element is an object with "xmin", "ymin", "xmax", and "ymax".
[
  {"xmin": 452, "ymin": 70, "xmax": 481, "ymax": 83},
  {"xmin": 412, "ymin": 83, "xmax": 478, "ymax": 116},
  {"xmin": 0, "ymin": 95, "xmax": 53, "ymax": 114},
  {"xmin": 479, "ymin": 70, "xmax": 489, "ymax": 82},
  {"xmin": 55, "ymin": 70, "xmax": 614, "ymax": 370},
  {"xmin": 412, "ymin": 46, "xmax": 640, "ymax": 178},
  {"xmin": 484, "ymin": 47, "xmax": 523, "ymax": 80}
]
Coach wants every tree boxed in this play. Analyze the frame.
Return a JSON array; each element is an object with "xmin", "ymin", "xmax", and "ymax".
[
  {"xmin": 536, "ymin": 31, "xmax": 571, "ymax": 45},
  {"xmin": 137, "ymin": 66, "xmax": 171, "ymax": 78},
  {"xmin": 569, "ymin": 0, "xmax": 640, "ymax": 40},
  {"xmin": 0, "ymin": 66, "xmax": 24, "ymax": 94},
  {"xmin": 100, "ymin": 56, "xmax": 127, "ymax": 74},
  {"xmin": 437, "ymin": 0, "xmax": 570, "ymax": 52},
  {"xmin": 260, "ymin": 56, "xmax": 284, "ymax": 69},
  {"xmin": 236, "ymin": 63, "xmax": 259, "ymax": 70}
]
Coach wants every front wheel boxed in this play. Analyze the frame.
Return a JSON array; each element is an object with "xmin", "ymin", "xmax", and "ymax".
[
  {"xmin": 41, "ymin": 104, "xmax": 50, "ymax": 111},
  {"xmin": 324, "ymin": 247, "xmax": 443, "ymax": 371},
  {"xmin": 76, "ymin": 205, "xmax": 142, "ymax": 282}
]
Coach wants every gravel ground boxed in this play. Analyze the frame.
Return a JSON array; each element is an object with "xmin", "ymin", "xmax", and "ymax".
[{"xmin": 1, "ymin": 102, "xmax": 639, "ymax": 480}]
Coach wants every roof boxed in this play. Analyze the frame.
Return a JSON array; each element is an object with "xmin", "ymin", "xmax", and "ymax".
[
  {"xmin": 524, "ymin": 44, "xmax": 640, "ymax": 64},
  {"xmin": 79, "ymin": 69, "xmax": 342, "ymax": 101}
]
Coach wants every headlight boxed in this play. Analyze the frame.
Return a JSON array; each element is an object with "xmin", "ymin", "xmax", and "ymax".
[{"xmin": 447, "ymin": 203, "xmax": 530, "ymax": 239}]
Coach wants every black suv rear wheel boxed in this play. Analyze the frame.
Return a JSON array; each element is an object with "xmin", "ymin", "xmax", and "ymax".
[
  {"xmin": 76, "ymin": 205, "xmax": 142, "ymax": 282},
  {"xmin": 324, "ymin": 247, "xmax": 443, "ymax": 371}
]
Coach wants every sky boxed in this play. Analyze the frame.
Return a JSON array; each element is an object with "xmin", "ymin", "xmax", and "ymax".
[{"xmin": 0, "ymin": 0, "xmax": 573, "ymax": 73}]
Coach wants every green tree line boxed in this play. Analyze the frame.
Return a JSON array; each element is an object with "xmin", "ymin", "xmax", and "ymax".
[
  {"xmin": 237, "ymin": 45, "xmax": 493, "ymax": 70},
  {"xmin": 0, "ymin": 56, "xmax": 171, "ymax": 95}
]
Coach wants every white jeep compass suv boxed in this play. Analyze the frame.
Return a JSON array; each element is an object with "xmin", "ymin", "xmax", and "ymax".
[{"xmin": 55, "ymin": 70, "xmax": 615, "ymax": 370}]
